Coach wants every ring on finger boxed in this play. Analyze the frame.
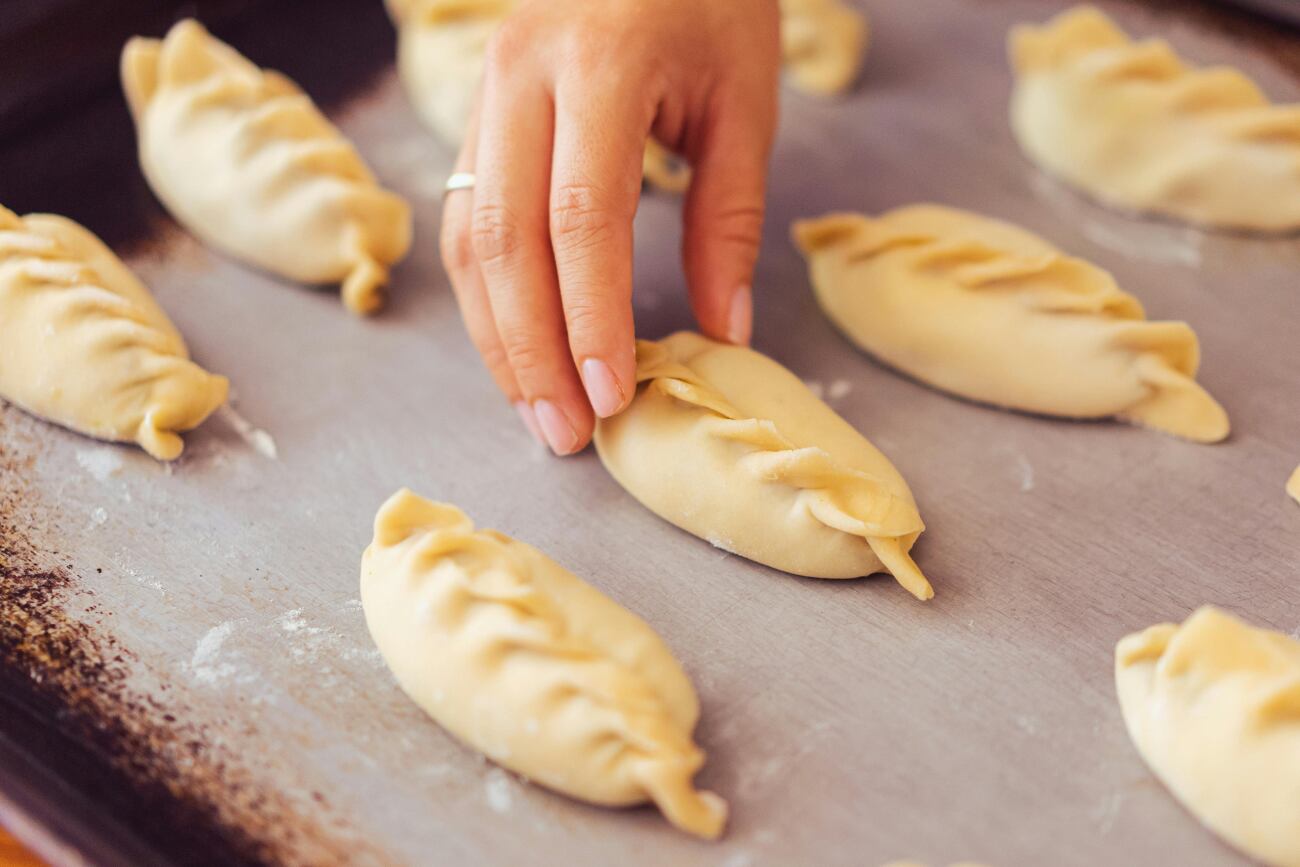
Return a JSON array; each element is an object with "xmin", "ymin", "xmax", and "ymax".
[{"xmin": 443, "ymin": 171, "xmax": 477, "ymax": 196}]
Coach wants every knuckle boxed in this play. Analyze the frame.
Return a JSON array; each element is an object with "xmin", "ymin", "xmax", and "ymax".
[
  {"xmin": 559, "ymin": 25, "xmax": 617, "ymax": 76},
  {"xmin": 475, "ymin": 338, "xmax": 511, "ymax": 380},
  {"xmin": 497, "ymin": 326, "xmax": 551, "ymax": 379},
  {"xmin": 710, "ymin": 201, "xmax": 765, "ymax": 250},
  {"xmin": 484, "ymin": 23, "xmax": 528, "ymax": 77},
  {"xmin": 550, "ymin": 184, "xmax": 619, "ymax": 253},
  {"xmin": 470, "ymin": 203, "xmax": 524, "ymax": 266},
  {"xmin": 562, "ymin": 295, "xmax": 606, "ymax": 336}
]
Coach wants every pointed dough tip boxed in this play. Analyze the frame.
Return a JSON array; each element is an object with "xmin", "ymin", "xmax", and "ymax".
[{"xmin": 342, "ymin": 256, "xmax": 388, "ymax": 315}]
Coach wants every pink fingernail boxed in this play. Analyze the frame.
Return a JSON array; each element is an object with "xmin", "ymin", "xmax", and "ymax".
[
  {"xmin": 581, "ymin": 358, "xmax": 625, "ymax": 418},
  {"xmin": 514, "ymin": 401, "xmax": 545, "ymax": 446},
  {"xmin": 533, "ymin": 400, "xmax": 580, "ymax": 456},
  {"xmin": 727, "ymin": 284, "xmax": 752, "ymax": 346}
]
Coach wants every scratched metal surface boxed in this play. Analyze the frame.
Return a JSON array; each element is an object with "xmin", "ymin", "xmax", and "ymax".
[{"xmin": 2, "ymin": 1, "xmax": 1299, "ymax": 865}]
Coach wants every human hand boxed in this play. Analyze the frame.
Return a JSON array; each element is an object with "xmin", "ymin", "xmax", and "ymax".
[{"xmin": 439, "ymin": 0, "xmax": 780, "ymax": 454}]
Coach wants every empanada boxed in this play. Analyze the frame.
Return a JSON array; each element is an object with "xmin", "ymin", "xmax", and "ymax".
[
  {"xmin": 1010, "ymin": 6, "xmax": 1300, "ymax": 231},
  {"xmin": 641, "ymin": 139, "xmax": 692, "ymax": 195},
  {"xmin": 593, "ymin": 332, "xmax": 933, "ymax": 600},
  {"xmin": 0, "ymin": 206, "xmax": 228, "ymax": 459},
  {"xmin": 121, "ymin": 20, "xmax": 412, "ymax": 315},
  {"xmin": 780, "ymin": 0, "xmax": 870, "ymax": 96},
  {"xmin": 385, "ymin": 0, "xmax": 505, "ymax": 147},
  {"xmin": 1289, "ymin": 465, "xmax": 1300, "ymax": 505},
  {"xmin": 360, "ymin": 489, "xmax": 727, "ymax": 839},
  {"xmin": 793, "ymin": 204, "xmax": 1230, "ymax": 443},
  {"xmin": 1116, "ymin": 607, "xmax": 1300, "ymax": 867}
]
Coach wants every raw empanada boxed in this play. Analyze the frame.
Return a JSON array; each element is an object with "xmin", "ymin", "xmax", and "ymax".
[
  {"xmin": 0, "ymin": 206, "xmax": 228, "ymax": 459},
  {"xmin": 593, "ymin": 332, "xmax": 933, "ymax": 600},
  {"xmin": 793, "ymin": 204, "xmax": 1230, "ymax": 443},
  {"xmin": 385, "ymin": 0, "xmax": 504, "ymax": 147},
  {"xmin": 1116, "ymin": 606, "xmax": 1300, "ymax": 867},
  {"xmin": 1289, "ymin": 465, "xmax": 1300, "ymax": 505},
  {"xmin": 641, "ymin": 139, "xmax": 692, "ymax": 195},
  {"xmin": 1010, "ymin": 6, "xmax": 1300, "ymax": 231},
  {"xmin": 121, "ymin": 20, "xmax": 412, "ymax": 315},
  {"xmin": 360, "ymin": 489, "xmax": 727, "ymax": 839},
  {"xmin": 780, "ymin": 0, "xmax": 870, "ymax": 96}
]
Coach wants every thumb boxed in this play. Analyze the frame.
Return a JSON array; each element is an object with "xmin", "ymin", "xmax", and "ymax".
[{"xmin": 681, "ymin": 102, "xmax": 774, "ymax": 346}]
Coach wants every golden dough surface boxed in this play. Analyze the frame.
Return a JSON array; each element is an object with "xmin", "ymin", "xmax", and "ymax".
[
  {"xmin": 0, "ymin": 206, "xmax": 227, "ymax": 460},
  {"xmin": 1116, "ymin": 607, "xmax": 1300, "ymax": 867},
  {"xmin": 122, "ymin": 20, "xmax": 411, "ymax": 315},
  {"xmin": 1010, "ymin": 6, "xmax": 1300, "ymax": 231},
  {"xmin": 360, "ymin": 489, "xmax": 727, "ymax": 839},
  {"xmin": 795, "ymin": 204, "xmax": 1230, "ymax": 443},
  {"xmin": 594, "ymin": 332, "xmax": 933, "ymax": 600}
]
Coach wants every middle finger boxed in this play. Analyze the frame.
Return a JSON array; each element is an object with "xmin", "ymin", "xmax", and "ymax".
[{"xmin": 472, "ymin": 66, "xmax": 592, "ymax": 455}]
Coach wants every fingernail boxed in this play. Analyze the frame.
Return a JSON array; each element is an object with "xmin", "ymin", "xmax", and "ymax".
[
  {"xmin": 727, "ymin": 284, "xmax": 752, "ymax": 346},
  {"xmin": 533, "ymin": 400, "xmax": 580, "ymax": 456},
  {"xmin": 581, "ymin": 358, "xmax": 625, "ymax": 418},
  {"xmin": 514, "ymin": 401, "xmax": 545, "ymax": 446}
]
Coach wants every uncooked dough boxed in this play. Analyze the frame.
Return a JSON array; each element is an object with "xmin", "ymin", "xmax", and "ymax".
[
  {"xmin": 641, "ymin": 139, "xmax": 692, "ymax": 195},
  {"xmin": 360, "ymin": 489, "xmax": 727, "ymax": 839},
  {"xmin": 1010, "ymin": 5, "xmax": 1300, "ymax": 231},
  {"xmin": 794, "ymin": 204, "xmax": 1230, "ymax": 443},
  {"xmin": 0, "ymin": 206, "xmax": 228, "ymax": 460},
  {"xmin": 122, "ymin": 19, "xmax": 412, "ymax": 315},
  {"xmin": 780, "ymin": 0, "xmax": 870, "ymax": 96},
  {"xmin": 1116, "ymin": 606, "xmax": 1300, "ymax": 867},
  {"xmin": 385, "ymin": 0, "xmax": 503, "ymax": 147},
  {"xmin": 1289, "ymin": 465, "xmax": 1300, "ymax": 505},
  {"xmin": 593, "ymin": 332, "xmax": 933, "ymax": 600}
]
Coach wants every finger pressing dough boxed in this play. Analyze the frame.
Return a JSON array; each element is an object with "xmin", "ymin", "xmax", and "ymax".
[
  {"xmin": 0, "ymin": 206, "xmax": 228, "ymax": 459},
  {"xmin": 793, "ymin": 204, "xmax": 1230, "ymax": 443},
  {"xmin": 1009, "ymin": 5, "xmax": 1300, "ymax": 231},
  {"xmin": 360, "ymin": 489, "xmax": 728, "ymax": 839},
  {"xmin": 1289, "ymin": 465, "xmax": 1300, "ymax": 505},
  {"xmin": 594, "ymin": 332, "xmax": 933, "ymax": 600},
  {"xmin": 121, "ymin": 19, "xmax": 412, "ymax": 315},
  {"xmin": 780, "ymin": 0, "xmax": 870, "ymax": 96},
  {"xmin": 1116, "ymin": 606, "xmax": 1300, "ymax": 867}
]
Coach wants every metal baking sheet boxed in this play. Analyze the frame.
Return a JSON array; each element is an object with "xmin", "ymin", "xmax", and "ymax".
[{"xmin": 2, "ymin": 1, "xmax": 1299, "ymax": 865}]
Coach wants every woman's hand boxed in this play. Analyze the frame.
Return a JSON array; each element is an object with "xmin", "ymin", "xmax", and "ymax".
[{"xmin": 440, "ymin": 0, "xmax": 781, "ymax": 454}]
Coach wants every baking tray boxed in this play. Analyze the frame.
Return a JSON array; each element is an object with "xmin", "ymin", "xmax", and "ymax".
[{"xmin": 1, "ymin": 0, "xmax": 1298, "ymax": 865}]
